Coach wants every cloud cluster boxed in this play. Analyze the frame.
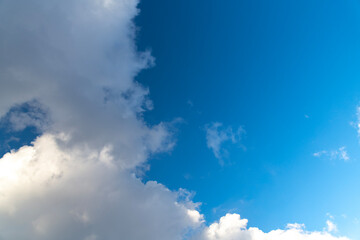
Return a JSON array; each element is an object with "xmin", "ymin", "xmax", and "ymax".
[
  {"xmin": 205, "ymin": 122, "xmax": 245, "ymax": 164},
  {"xmin": 0, "ymin": 0, "xmax": 201, "ymax": 239},
  {"xmin": 313, "ymin": 146, "xmax": 349, "ymax": 162},
  {"xmin": 0, "ymin": 0, "xmax": 352, "ymax": 239},
  {"xmin": 193, "ymin": 214, "xmax": 349, "ymax": 240}
]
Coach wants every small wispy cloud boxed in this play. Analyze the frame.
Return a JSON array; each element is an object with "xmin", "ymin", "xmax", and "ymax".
[
  {"xmin": 313, "ymin": 146, "xmax": 350, "ymax": 162},
  {"xmin": 286, "ymin": 223, "xmax": 305, "ymax": 230},
  {"xmin": 350, "ymin": 106, "xmax": 360, "ymax": 142},
  {"xmin": 187, "ymin": 100, "xmax": 194, "ymax": 107},
  {"xmin": 205, "ymin": 122, "xmax": 245, "ymax": 164},
  {"xmin": 356, "ymin": 106, "xmax": 360, "ymax": 137}
]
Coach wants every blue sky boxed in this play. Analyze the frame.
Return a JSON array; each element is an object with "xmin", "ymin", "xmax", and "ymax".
[
  {"xmin": 0, "ymin": 0, "xmax": 360, "ymax": 239},
  {"xmin": 135, "ymin": 0, "xmax": 360, "ymax": 237}
]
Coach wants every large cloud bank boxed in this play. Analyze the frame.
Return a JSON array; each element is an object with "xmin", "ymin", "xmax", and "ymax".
[
  {"xmin": 0, "ymin": 0, "xmax": 171, "ymax": 169},
  {"xmin": 0, "ymin": 0, "xmax": 351, "ymax": 239},
  {"xmin": 0, "ymin": 0, "xmax": 201, "ymax": 239}
]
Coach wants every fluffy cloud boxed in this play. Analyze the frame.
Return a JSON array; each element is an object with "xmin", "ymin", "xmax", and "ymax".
[
  {"xmin": 0, "ymin": 0, "xmax": 353, "ymax": 239},
  {"xmin": 0, "ymin": 0, "xmax": 201, "ymax": 239},
  {"xmin": 326, "ymin": 220, "xmax": 338, "ymax": 233},
  {"xmin": 193, "ymin": 214, "xmax": 349, "ymax": 240},
  {"xmin": 0, "ymin": 134, "xmax": 201, "ymax": 240},
  {"xmin": 205, "ymin": 122, "xmax": 245, "ymax": 164},
  {"xmin": 0, "ymin": 0, "xmax": 170, "ymax": 169}
]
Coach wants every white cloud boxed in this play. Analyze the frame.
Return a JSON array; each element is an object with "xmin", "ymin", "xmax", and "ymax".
[
  {"xmin": 0, "ymin": 0, "xmax": 168, "ymax": 170},
  {"xmin": 0, "ymin": 134, "xmax": 202, "ymax": 240},
  {"xmin": 193, "ymin": 213, "xmax": 349, "ymax": 240},
  {"xmin": 327, "ymin": 220, "xmax": 338, "ymax": 233},
  {"xmin": 0, "ymin": 0, "xmax": 201, "ymax": 239},
  {"xmin": 286, "ymin": 223, "xmax": 305, "ymax": 230},
  {"xmin": 205, "ymin": 122, "xmax": 245, "ymax": 164},
  {"xmin": 313, "ymin": 146, "xmax": 350, "ymax": 162},
  {"xmin": 0, "ymin": 0, "xmax": 353, "ymax": 239}
]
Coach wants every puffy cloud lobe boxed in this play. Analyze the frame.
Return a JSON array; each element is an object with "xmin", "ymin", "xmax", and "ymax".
[
  {"xmin": 194, "ymin": 214, "xmax": 349, "ymax": 240},
  {"xmin": 327, "ymin": 220, "xmax": 338, "ymax": 233},
  {"xmin": 0, "ymin": 134, "xmax": 202, "ymax": 240}
]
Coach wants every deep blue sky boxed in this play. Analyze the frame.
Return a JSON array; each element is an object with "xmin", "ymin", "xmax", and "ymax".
[{"xmin": 135, "ymin": 0, "xmax": 360, "ymax": 237}]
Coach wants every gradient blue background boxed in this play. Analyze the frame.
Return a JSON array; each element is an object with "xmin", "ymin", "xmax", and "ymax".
[{"xmin": 135, "ymin": 0, "xmax": 360, "ymax": 238}]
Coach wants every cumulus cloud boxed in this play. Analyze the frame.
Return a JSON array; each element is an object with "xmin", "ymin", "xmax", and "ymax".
[
  {"xmin": 0, "ymin": 0, "xmax": 170, "ymax": 169},
  {"xmin": 0, "ymin": 0, "xmax": 353, "ymax": 239},
  {"xmin": 0, "ymin": 134, "xmax": 202, "ymax": 240},
  {"xmin": 205, "ymin": 122, "xmax": 245, "ymax": 164},
  {"xmin": 313, "ymin": 146, "xmax": 350, "ymax": 162},
  {"xmin": 0, "ymin": 0, "xmax": 201, "ymax": 239},
  {"xmin": 193, "ymin": 213, "xmax": 349, "ymax": 240}
]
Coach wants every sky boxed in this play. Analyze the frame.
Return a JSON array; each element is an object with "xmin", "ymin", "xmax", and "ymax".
[{"xmin": 0, "ymin": 0, "xmax": 360, "ymax": 239}]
